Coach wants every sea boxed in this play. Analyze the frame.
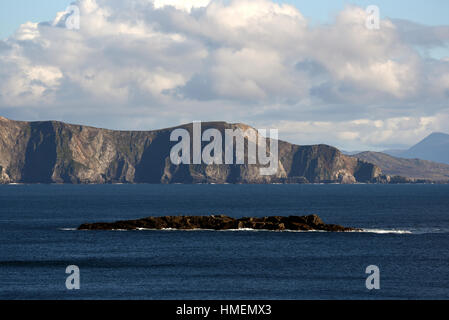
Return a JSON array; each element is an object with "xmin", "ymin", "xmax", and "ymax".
[{"xmin": 1, "ymin": 184, "xmax": 448, "ymax": 300}]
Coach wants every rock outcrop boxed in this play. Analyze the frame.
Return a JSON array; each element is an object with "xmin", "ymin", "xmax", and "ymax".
[
  {"xmin": 78, "ymin": 214, "xmax": 359, "ymax": 232},
  {"xmin": 353, "ymin": 151, "xmax": 449, "ymax": 183},
  {"xmin": 0, "ymin": 117, "xmax": 381, "ymax": 184}
]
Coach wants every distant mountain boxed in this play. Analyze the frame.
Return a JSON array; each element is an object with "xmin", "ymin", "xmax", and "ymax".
[
  {"xmin": 353, "ymin": 151, "xmax": 449, "ymax": 182},
  {"xmin": 383, "ymin": 132, "xmax": 449, "ymax": 165},
  {"xmin": 0, "ymin": 117, "xmax": 381, "ymax": 184}
]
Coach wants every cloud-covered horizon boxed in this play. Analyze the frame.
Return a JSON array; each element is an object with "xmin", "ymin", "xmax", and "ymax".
[{"xmin": 0, "ymin": 0, "xmax": 448, "ymax": 150}]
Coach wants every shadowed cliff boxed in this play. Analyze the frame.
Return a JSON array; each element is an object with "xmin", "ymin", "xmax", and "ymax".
[{"xmin": 0, "ymin": 117, "xmax": 381, "ymax": 184}]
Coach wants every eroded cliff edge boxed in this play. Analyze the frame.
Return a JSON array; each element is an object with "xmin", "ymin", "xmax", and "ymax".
[{"xmin": 0, "ymin": 117, "xmax": 382, "ymax": 184}]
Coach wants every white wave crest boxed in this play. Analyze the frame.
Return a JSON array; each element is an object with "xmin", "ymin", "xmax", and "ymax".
[
  {"xmin": 359, "ymin": 229, "xmax": 413, "ymax": 234},
  {"xmin": 64, "ymin": 226, "xmax": 449, "ymax": 235}
]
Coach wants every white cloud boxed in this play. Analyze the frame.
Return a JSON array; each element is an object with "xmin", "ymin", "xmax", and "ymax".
[
  {"xmin": 0, "ymin": 0, "xmax": 448, "ymax": 149},
  {"xmin": 154, "ymin": 0, "xmax": 211, "ymax": 12},
  {"xmin": 272, "ymin": 113, "xmax": 449, "ymax": 150},
  {"xmin": 13, "ymin": 22, "xmax": 40, "ymax": 41}
]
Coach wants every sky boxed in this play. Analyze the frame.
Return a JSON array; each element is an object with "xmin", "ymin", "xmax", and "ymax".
[
  {"xmin": 2, "ymin": 0, "xmax": 449, "ymax": 38},
  {"xmin": 280, "ymin": 0, "xmax": 449, "ymax": 26},
  {"xmin": 0, "ymin": 0, "xmax": 448, "ymax": 151}
]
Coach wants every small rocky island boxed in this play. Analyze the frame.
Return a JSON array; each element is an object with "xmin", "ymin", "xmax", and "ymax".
[{"xmin": 78, "ymin": 214, "xmax": 358, "ymax": 232}]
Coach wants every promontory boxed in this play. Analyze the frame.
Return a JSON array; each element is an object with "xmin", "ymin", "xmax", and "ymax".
[{"xmin": 0, "ymin": 117, "xmax": 383, "ymax": 184}]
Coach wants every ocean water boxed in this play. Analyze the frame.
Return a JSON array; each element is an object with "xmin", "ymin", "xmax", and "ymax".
[{"xmin": 1, "ymin": 184, "xmax": 449, "ymax": 300}]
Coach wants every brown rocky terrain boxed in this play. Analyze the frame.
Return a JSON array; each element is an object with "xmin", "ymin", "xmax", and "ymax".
[
  {"xmin": 0, "ymin": 116, "xmax": 381, "ymax": 184},
  {"xmin": 78, "ymin": 214, "xmax": 359, "ymax": 232},
  {"xmin": 353, "ymin": 151, "xmax": 449, "ymax": 183}
]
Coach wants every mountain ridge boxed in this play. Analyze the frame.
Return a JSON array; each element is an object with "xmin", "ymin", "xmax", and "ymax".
[
  {"xmin": 0, "ymin": 117, "xmax": 382, "ymax": 184},
  {"xmin": 353, "ymin": 151, "xmax": 449, "ymax": 182},
  {"xmin": 383, "ymin": 132, "xmax": 449, "ymax": 165}
]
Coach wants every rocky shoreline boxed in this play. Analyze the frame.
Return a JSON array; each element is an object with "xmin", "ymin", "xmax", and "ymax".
[{"xmin": 78, "ymin": 214, "xmax": 359, "ymax": 232}]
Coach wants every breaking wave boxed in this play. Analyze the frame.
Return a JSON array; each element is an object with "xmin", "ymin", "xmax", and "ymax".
[
  {"xmin": 358, "ymin": 229, "xmax": 413, "ymax": 234},
  {"xmin": 62, "ymin": 227, "xmax": 449, "ymax": 235}
]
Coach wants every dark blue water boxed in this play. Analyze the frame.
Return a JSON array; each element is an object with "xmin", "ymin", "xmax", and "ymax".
[{"xmin": 1, "ymin": 184, "xmax": 449, "ymax": 300}]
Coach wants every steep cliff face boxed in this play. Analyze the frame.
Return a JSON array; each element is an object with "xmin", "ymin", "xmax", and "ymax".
[
  {"xmin": 0, "ymin": 117, "xmax": 381, "ymax": 184},
  {"xmin": 353, "ymin": 151, "xmax": 449, "ymax": 182},
  {"xmin": 0, "ymin": 117, "xmax": 30, "ymax": 183}
]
